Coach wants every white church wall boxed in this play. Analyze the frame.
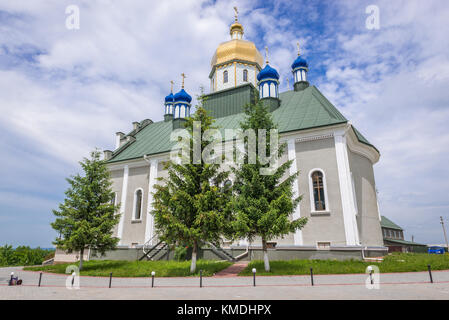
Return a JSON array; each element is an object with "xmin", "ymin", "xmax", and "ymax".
[
  {"xmin": 120, "ymin": 165, "xmax": 148, "ymax": 246},
  {"xmin": 213, "ymin": 63, "xmax": 259, "ymax": 92},
  {"xmin": 214, "ymin": 64, "xmax": 235, "ymax": 91},
  {"xmin": 110, "ymin": 170, "xmax": 123, "ymax": 238},
  {"xmin": 294, "ymin": 138, "xmax": 348, "ymax": 246},
  {"xmin": 235, "ymin": 63, "xmax": 256, "ymax": 88},
  {"xmin": 347, "ymin": 150, "xmax": 384, "ymax": 246},
  {"xmin": 107, "ymin": 129, "xmax": 382, "ymax": 249}
]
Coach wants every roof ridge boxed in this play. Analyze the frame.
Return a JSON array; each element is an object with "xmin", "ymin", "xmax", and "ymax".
[{"xmin": 311, "ymin": 86, "xmax": 347, "ymax": 122}]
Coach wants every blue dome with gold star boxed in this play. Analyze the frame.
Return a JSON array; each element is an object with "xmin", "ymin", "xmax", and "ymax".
[
  {"xmin": 291, "ymin": 55, "xmax": 308, "ymax": 70},
  {"xmin": 165, "ymin": 92, "xmax": 174, "ymax": 103},
  {"xmin": 257, "ymin": 64, "xmax": 280, "ymax": 81},
  {"xmin": 174, "ymin": 89, "xmax": 192, "ymax": 103}
]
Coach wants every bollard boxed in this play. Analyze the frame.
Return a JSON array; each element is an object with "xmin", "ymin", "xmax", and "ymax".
[
  {"xmin": 310, "ymin": 268, "xmax": 314, "ymax": 286},
  {"xmin": 38, "ymin": 272, "xmax": 43, "ymax": 287},
  {"xmin": 71, "ymin": 272, "xmax": 75, "ymax": 287},
  {"xmin": 200, "ymin": 270, "xmax": 203, "ymax": 288},
  {"xmin": 151, "ymin": 271, "xmax": 155, "ymax": 288},
  {"xmin": 367, "ymin": 266, "xmax": 374, "ymax": 285},
  {"xmin": 427, "ymin": 265, "xmax": 433, "ymax": 283},
  {"xmin": 252, "ymin": 268, "xmax": 256, "ymax": 287},
  {"xmin": 109, "ymin": 272, "xmax": 113, "ymax": 288}
]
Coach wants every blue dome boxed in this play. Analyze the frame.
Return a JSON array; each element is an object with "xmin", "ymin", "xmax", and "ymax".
[
  {"xmin": 174, "ymin": 89, "xmax": 192, "ymax": 103},
  {"xmin": 165, "ymin": 92, "xmax": 174, "ymax": 103},
  {"xmin": 257, "ymin": 64, "xmax": 280, "ymax": 81},
  {"xmin": 291, "ymin": 55, "xmax": 308, "ymax": 70}
]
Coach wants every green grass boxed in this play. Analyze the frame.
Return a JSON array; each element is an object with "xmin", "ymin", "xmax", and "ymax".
[
  {"xmin": 24, "ymin": 259, "xmax": 232, "ymax": 277},
  {"xmin": 239, "ymin": 253, "xmax": 449, "ymax": 276}
]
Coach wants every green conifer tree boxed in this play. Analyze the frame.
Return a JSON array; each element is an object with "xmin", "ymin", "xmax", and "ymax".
[
  {"xmin": 230, "ymin": 101, "xmax": 308, "ymax": 272},
  {"xmin": 152, "ymin": 98, "xmax": 232, "ymax": 273},
  {"xmin": 51, "ymin": 150, "xmax": 120, "ymax": 270}
]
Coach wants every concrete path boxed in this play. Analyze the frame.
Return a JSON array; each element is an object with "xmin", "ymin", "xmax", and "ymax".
[{"xmin": 1, "ymin": 266, "xmax": 449, "ymax": 300}]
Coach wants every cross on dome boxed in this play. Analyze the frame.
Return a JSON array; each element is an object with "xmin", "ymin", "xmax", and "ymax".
[
  {"xmin": 181, "ymin": 73, "xmax": 186, "ymax": 89},
  {"xmin": 265, "ymin": 46, "xmax": 269, "ymax": 65}
]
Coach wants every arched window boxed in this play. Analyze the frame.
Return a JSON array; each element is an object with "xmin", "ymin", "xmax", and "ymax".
[
  {"xmin": 133, "ymin": 189, "xmax": 143, "ymax": 220},
  {"xmin": 309, "ymin": 169, "xmax": 329, "ymax": 212},
  {"xmin": 243, "ymin": 69, "xmax": 248, "ymax": 82},
  {"xmin": 223, "ymin": 70, "xmax": 228, "ymax": 83}
]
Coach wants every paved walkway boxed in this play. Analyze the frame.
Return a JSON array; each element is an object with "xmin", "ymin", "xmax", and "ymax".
[
  {"xmin": 1, "ymin": 266, "xmax": 449, "ymax": 299},
  {"xmin": 214, "ymin": 262, "xmax": 249, "ymax": 277}
]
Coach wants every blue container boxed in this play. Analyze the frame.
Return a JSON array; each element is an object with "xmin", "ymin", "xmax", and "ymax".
[{"xmin": 428, "ymin": 246, "xmax": 446, "ymax": 254}]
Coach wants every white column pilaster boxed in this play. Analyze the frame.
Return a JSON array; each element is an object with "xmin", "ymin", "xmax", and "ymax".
[
  {"xmin": 287, "ymin": 138, "xmax": 303, "ymax": 245},
  {"xmin": 144, "ymin": 159, "xmax": 158, "ymax": 244},
  {"xmin": 334, "ymin": 130, "xmax": 360, "ymax": 245},
  {"xmin": 117, "ymin": 165, "xmax": 129, "ymax": 245}
]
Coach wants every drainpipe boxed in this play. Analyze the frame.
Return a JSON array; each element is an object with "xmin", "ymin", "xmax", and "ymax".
[{"xmin": 362, "ymin": 246, "xmax": 383, "ymax": 261}]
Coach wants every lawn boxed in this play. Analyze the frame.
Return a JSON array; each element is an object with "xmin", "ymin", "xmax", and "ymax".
[
  {"xmin": 23, "ymin": 259, "xmax": 232, "ymax": 277},
  {"xmin": 239, "ymin": 253, "xmax": 449, "ymax": 276}
]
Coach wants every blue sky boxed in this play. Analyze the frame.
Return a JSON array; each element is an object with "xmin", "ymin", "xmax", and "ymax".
[{"xmin": 0, "ymin": 0, "xmax": 448, "ymax": 247}]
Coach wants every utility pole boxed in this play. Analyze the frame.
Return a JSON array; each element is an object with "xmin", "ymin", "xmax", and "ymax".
[{"xmin": 441, "ymin": 216, "xmax": 449, "ymax": 252}]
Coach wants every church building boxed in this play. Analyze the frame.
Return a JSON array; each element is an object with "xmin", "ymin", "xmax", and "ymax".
[{"xmin": 100, "ymin": 13, "xmax": 386, "ymax": 260}]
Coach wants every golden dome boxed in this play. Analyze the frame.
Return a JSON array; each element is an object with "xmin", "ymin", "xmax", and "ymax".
[
  {"xmin": 211, "ymin": 39, "xmax": 264, "ymax": 68},
  {"xmin": 230, "ymin": 22, "xmax": 244, "ymax": 36},
  {"xmin": 211, "ymin": 8, "xmax": 264, "ymax": 71}
]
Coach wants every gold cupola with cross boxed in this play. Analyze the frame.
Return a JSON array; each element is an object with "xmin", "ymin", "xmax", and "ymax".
[{"xmin": 209, "ymin": 7, "xmax": 264, "ymax": 92}]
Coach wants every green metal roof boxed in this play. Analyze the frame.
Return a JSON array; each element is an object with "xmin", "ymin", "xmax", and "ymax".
[
  {"xmin": 384, "ymin": 238, "xmax": 426, "ymax": 246},
  {"xmin": 108, "ymin": 85, "xmax": 376, "ymax": 163},
  {"xmin": 381, "ymin": 216, "xmax": 403, "ymax": 231}
]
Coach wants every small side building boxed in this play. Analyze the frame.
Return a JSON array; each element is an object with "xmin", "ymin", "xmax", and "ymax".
[{"xmin": 381, "ymin": 216, "xmax": 426, "ymax": 253}]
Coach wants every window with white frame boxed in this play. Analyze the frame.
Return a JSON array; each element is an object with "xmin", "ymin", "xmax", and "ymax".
[
  {"xmin": 223, "ymin": 70, "xmax": 228, "ymax": 83},
  {"xmin": 243, "ymin": 69, "xmax": 248, "ymax": 82},
  {"xmin": 317, "ymin": 242, "xmax": 331, "ymax": 250},
  {"xmin": 309, "ymin": 169, "xmax": 329, "ymax": 212},
  {"xmin": 133, "ymin": 189, "xmax": 143, "ymax": 220}
]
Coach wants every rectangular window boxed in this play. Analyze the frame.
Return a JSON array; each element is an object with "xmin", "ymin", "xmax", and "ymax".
[{"xmin": 317, "ymin": 242, "xmax": 331, "ymax": 250}]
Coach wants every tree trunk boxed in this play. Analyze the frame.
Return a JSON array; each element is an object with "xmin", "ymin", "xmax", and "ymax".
[
  {"xmin": 79, "ymin": 248, "xmax": 84, "ymax": 271},
  {"xmin": 190, "ymin": 241, "xmax": 198, "ymax": 273},
  {"xmin": 262, "ymin": 238, "xmax": 270, "ymax": 272}
]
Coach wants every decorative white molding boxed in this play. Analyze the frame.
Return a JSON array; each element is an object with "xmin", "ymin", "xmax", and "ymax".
[
  {"xmin": 117, "ymin": 165, "xmax": 129, "ymax": 245},
  {"xmin": 334, "ymin": 130, "xmax": 360, "ymax": 245},
  {"xmin": 308, "ymin": 168, "xmax": 330, "ymax": 214},
  {"xmin": 144, "ymin": 159, "xmax": 158, "ymax": 244},
  {"xmin": 287, "ymin": 138, "xmax": 303, "ymax": 245},
  {"xmin": 346, "ymin": 126, "xmax": 380, "ymax": 164},
  {"xmin": 107, "ymin": 155, "xmax": 169, "ymax": 171},
  {"xmin": 279, "ymin": 123, "xmax": 346, "ymax": 143},
  {"xmin": 295, "ymin": 133, "xmax": 334, "ymax": 143}
]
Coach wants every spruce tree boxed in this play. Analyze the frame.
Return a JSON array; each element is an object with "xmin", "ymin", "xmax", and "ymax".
[
  {"xmin": 230, "ymin": 101, "xmax": 308, "ymax": 272},
  {"xmin": 51, "ymin": 150, "xmax": 120, "ymax": 270},
  {"xmin": 152, "ymin": 98, "xmax": 231, "ymax": 273}
]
